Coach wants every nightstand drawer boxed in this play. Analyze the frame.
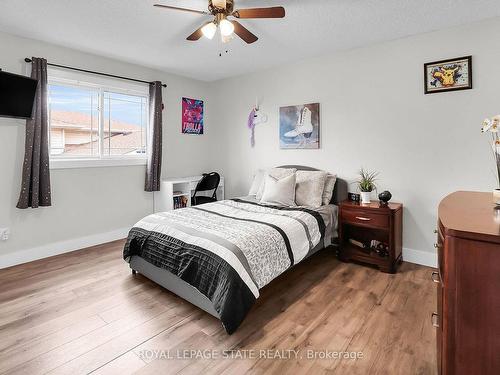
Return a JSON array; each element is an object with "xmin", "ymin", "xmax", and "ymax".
[{"xmin": 341, "ymin": 209, "xmax": 389, "ymax": 228}]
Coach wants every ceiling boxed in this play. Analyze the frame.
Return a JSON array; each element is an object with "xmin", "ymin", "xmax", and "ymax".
[{"xmin": 1, "ymin": 0, "xmax": 500, "ymax": 81}]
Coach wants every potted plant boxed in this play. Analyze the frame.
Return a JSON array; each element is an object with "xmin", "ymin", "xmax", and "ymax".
[
  {"xmin": 481, "ymin": 115, "xmax": 500, "ymax": 205},
  {"xmin": 358, "ymin": 168, "xmax": 378, "ymax": 204}
]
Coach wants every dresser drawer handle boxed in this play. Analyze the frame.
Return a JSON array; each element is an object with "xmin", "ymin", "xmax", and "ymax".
[
  {"xmin": 431, "ymin": 271, "xmax": 440, "ymax": 283},
  {"xmin": 431, "ymin": 313, "xmax": 440, "ymax": 328},
  {"xmin": 434, "ymin": 243, "xmax": 442, "ymax": 249},
  {"xmin": 355, "ymin": 216, "xmax": 371, "ymax": 221}
]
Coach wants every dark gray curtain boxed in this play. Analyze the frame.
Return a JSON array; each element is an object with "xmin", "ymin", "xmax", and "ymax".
[
  {"xmin": 145, "ymin": 81, "xmax": 163, "ymax": 192},
  {"xmin": 17, "ymin": 57, "xmax": 52, "ymax": 209}
]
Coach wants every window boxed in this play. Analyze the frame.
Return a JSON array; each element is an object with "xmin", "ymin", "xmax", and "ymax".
[{"xmin": 47, "ymin": 70, "xmax": 148, "ymax": 168}]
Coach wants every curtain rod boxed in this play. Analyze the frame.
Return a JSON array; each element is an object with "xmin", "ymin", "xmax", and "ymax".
[{"xmin": 24, "ymin": 58, "xmax": 167, "ymax": 88}]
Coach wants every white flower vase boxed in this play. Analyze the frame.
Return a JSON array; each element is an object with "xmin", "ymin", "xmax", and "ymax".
[
  {"xmin": 493, "ymin": 189, "xmax": 500, "ymax": 206},
  {"xmin": 360, "ymin": 191, "xmax": 372, "ymax": 204}
]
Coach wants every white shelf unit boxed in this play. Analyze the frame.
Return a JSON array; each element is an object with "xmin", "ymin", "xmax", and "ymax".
[
  {"xmin": 173, "ymin": 192, "xmax": 190, "ymax": 198},
  {"xmin": 154, "ymin": 175, "xmax": 225, "ymax": 213}
]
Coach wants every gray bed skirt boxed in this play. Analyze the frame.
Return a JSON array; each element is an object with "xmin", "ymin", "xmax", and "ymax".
[
  {"xmin": 129, "ymin": 237, "xmax": 331, "ymax": 322},
  {"xmin": 129, "ymin": 255, "xmax": 220, "ymax": 318}
]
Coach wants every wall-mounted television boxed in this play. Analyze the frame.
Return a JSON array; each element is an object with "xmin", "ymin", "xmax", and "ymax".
[{"xmin": 0, "ymin": 70, "xmax": 38, "ymax": 119}]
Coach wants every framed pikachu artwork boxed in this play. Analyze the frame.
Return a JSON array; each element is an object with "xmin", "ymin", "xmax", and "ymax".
[{"xmin": 424, "ymin": 56, "xmax": 472, "ymax": 94}]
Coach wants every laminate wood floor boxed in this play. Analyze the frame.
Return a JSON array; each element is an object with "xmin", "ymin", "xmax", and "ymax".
[{"xmin": 0, "ymin": 240, "xmax": 437, "ymax": 375}]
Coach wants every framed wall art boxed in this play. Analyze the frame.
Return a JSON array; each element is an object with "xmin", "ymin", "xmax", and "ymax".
[
  {"xmin": 182, "ymin": 97, "xmax": 204, "ymax": 134},
  {"xmin": 424, "ymin": 56, "xmax": 472, "ymax": 94},
  {"xmin": 279, "ymin": 103, "xmax": 320, "ymax": 149}
]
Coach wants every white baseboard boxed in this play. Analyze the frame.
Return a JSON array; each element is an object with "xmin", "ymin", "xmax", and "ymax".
[
  {"xmin": 0, "ymin": 230, "xmax": 437, "ymax": 270},
  {"xmin": 0, "ymin": 227, "xmax": 131, "ymax": 269},
  {"xmin": 403, "ymin": 247, "xmax": 437, "ymax": 268}
]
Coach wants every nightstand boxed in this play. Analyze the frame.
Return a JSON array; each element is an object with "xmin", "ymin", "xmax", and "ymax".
[{"xmin": 338, "ymin": 200, "xmax": 403, "ymax": 273}]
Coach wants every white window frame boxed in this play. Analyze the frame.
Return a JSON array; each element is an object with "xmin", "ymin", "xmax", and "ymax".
[{"xmin": 47, "ymin": 68, "xmax": 150, "ymax": 169}]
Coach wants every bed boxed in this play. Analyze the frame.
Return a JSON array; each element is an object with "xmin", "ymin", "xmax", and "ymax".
[{"xmin": 123, "ymin": 166, "xmax": 347, "ymax": 334}]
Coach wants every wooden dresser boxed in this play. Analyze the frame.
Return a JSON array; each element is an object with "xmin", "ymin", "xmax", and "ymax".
[{"xmin": 435, "ymin": 191, "xmax": 500, "ymax": 375}]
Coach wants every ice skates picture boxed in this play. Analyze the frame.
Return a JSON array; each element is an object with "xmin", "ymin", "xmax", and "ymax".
[{"xmin": 279, "ymin": 103, "xmax": 320, "ymax": 149}]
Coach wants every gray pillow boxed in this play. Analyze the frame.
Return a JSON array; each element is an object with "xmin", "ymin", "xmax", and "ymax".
[
  {"xmin": 322, "ymin": 173, "xmax": 337, "ymax": 205},
  {"xmin": 256, "ymin": 167, "xmax": 297, "ymax": 200},
  {"xmin": 295, "ymin": 170, "xmax": 327, "ymax": 208},
  {"xmin": 260, "ymin": 173, "xmax": 297, "ymax": 207}
]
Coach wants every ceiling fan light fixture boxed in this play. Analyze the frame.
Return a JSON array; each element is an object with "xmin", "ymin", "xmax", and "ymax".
[
  {"xmin": 219, "ymin": 19, "xmax": 234, "ymax": 37},
  {"xmin": 212, "ymin": 0, "xmax": 227, "ymax": 9},
  {"xmin": 155, "ymin": 2, "xmax": 284, "ymax": 44},
  {"xmin": 201, "ymin": 22, "xmax": 217, "ymax": 39},
  {"xmin": 221, "ymin": 31, "xmax": 234, "ymax": 44}
]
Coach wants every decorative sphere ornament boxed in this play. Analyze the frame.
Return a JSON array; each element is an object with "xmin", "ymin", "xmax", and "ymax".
[{"xmin": 378, "ymin": 191, "xmax": 392, "ymax": 204}]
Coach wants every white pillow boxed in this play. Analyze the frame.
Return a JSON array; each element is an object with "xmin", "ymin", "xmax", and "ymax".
[
  {"xmin": 322, "ymin": 173, "xmax": 337, "ymax": 205},
  {"xmin": 295, "ymin": 170, "xmax": 327, "ymax": 208},
  {"xmin": 249, "ymin": 169, "xmax": 265, "ymax": 196},
  {"xmin": 256, "ymin": 168, "xmax": 297, "ymax": 200},
  {"xmin": 260, "ymin": 173, "xmax": 297, "ymax": 207}
]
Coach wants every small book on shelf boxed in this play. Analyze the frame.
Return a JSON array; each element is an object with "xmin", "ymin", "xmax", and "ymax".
[{"xmin": 173, "ymin": 196, "xmax": 189, "ymax": 209}]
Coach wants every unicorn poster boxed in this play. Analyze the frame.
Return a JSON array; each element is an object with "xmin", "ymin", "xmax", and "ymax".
[
  {"xmin": 279, "ymin": 103, "xmax": 320, "ymax": 149},
  {"xmin": 182, "ymin": 97, "xmax": 204, "ymax": 134}
]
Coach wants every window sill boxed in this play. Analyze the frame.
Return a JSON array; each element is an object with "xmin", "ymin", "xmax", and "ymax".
[{"xmin": 50, "ymin": 158, "xmax": 147, "ymax": 170}]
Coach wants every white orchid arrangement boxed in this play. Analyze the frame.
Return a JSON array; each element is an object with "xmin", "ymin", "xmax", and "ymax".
[{"xmin": 481, "ymin": 115, "xmax": 500, "ymax": 188}]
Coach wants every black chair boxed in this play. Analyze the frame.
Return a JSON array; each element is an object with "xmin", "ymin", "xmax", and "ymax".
[{"xmin": 191, "ymin": 172, "xmax": 221, "ymax": 206}]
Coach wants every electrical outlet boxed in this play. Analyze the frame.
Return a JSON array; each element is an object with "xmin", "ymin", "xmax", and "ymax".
[{"xmin": 0, "ymin": 228, "xmax": 9, "ymax": 241}]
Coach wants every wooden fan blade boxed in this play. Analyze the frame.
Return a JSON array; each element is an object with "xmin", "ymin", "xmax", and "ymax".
[
  {"xmin": 232, "ymin": 7, "xmax": 285, "ymax": 19},
  {"xmin": 231, "ymin": 21, "xmax": 258, "ymax": 44},
  {"xmin": 154, "ymin": 4, "xmax": 209, "ymax": 15},
  {"xmin": 186, "ymin": 23, "xmax": 210, "ymax": 41}
]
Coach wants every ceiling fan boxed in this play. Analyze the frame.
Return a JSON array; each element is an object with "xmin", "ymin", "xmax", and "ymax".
[{"xmin": 154, "ymin": 0, "xmax": 285, "ymax": 44}]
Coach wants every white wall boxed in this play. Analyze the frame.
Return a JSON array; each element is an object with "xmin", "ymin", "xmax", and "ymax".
[
  {"xmin": 3, "ymin": 17, "xmax": 499, "ymax": 268},
  {"xmin": 210, "ymin": 17, "xmax": 500, "ymax": 265},
  {"xmin": 0, "ymin": 31, "xmax": 215, "ymax": 265}
]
